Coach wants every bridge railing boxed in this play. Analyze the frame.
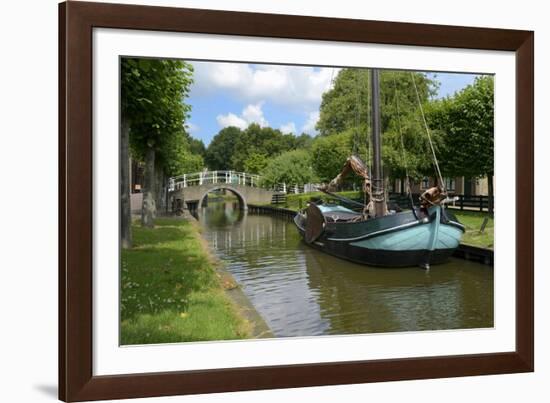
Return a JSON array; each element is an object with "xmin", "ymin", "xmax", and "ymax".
[
  {"xmin": 169, "ymin": 170, "xmax": 320, "ymax": 195},
  {"xmin": 169, "ymin": 171, "xmax": 261, "ymax": 191}
]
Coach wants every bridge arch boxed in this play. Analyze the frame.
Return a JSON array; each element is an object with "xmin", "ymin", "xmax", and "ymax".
[{"xmin": 198, "ymin": 186, "xmax": 248, "ymax": 210}]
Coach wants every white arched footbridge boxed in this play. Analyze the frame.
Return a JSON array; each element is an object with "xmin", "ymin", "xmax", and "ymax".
[{"xmin": 169, "ymin": 171, "xmax": 310, "ymax": 211}]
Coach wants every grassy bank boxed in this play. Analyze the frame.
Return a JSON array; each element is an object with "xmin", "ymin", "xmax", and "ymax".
[
  {"xmin": 279, "ymin": 191, "xmax": 363, "ymax": 211},
  {"xmin": 451, "ymin": 210, "xmax": 493, "ymax": 249},
  {"xmin": 121, "ymin": 218, "xmax": 250, "ymax": 345}
]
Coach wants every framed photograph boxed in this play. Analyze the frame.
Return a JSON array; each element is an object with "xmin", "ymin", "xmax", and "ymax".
[{"xmin": 59, "ymin": 1, "xmax": 533, "ymax": 401}]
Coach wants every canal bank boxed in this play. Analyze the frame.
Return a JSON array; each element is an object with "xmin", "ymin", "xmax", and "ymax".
[
  {"xmin": 120, "ymin": 215, "xmax": 272, "ymax": 345},
  {"xmin": 184, "ymin": 210, "xmax": 274, "ymax": 339},
  {"xmin": 247, "ymin": 203, "xmax": 494, "ymax": 266}
]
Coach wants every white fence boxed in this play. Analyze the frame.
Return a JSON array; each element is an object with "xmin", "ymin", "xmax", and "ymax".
[
  {"xmin": 272, "ymin": 183, "xmax": 318, "ymax": 194},
  {"xmin": 169, "ymin": 170, "xmax": 318, "ymax": 195}
]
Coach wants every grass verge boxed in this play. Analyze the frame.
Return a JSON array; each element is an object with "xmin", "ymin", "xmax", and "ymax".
[
  {"xmin": 451, "ymin": 210, "xmax": 494, "ymax": 249},
  {"xmin": 277, "ymin": 191, "xmax": 363, "ymax": 211},
  {"xmin": 121, "ymin": 217, "xmax": 250, "ymax": 345}
]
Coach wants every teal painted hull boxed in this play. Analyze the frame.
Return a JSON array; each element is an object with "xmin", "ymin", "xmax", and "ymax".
[
  {"xmin": 295, "ymin": 205, "xmax": 465, "ymax": 267},
  {"xmin": 351, "ymin": 206, "xmax": 463, "ymax": 252}
]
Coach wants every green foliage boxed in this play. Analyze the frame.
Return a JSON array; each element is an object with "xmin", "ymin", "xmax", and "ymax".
[
  {"xmin": 294, "ymin": 133, "xmax": 314, "ymax": 149},
  {"xmin": 204, "ymin": 126, "xmax": 243, "ymax": 170},
  {"xmin": 426, "ymin": 76, "xmax": 494, "ymax": 178},
  {"xmin": 310, "ymin": 131, "xmax": 355, "ymax": 183},
  {"xmin": 316, "ymin": 69, "xmax": 439, "ymax": 180},
  {"xmin": 120, "ymin": 218, "xmax": 250, "ymax": 344},
  {"xmin": 188, "ymin": 137, "xmax": 206, "ymax": 158},
  {"xmin": 121, "ymin": 57, "xmax": 196, "ymax": 174},
  {"xmin": 164, "ymin": 148, "xmax": 204, "ymax": 176},
  {"xmin": 382, "ymin": 120, "xmax": 444, "ymax": 180},
  {"xmin": 157, "ymin": 132, "xmax": 204, "ymax": 177},
  {"xmin": 231, "ymin": 124, "xmax": 296, "ymax": 171},
  {"xmin": 317, "ymin": 69, "xmax": 437, "ymax": 137},
  {"xmin": 206, "ymin": 124, "xmax": 310, "ymax": 172},
  {"xmin": 259, "ymin": 149, "xmax": 318, "ymax": 188},
  {"xmin": 243, "ymin": 152, "xmax": 268, "ymax": 174}
]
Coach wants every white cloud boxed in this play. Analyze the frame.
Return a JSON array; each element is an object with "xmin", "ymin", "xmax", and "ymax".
[
  {"xmin": 191, "ymin": 62, "xmax": 340, "ymax": 112},
  {"xmin": 280, "ymin": 122, "xmax": 297, "ymax": 134},
  {"xmin": 242, "ymin": 102, "xmax": 268, "ymax": 127},
  {"xmin": 216, "ymin": 113, "xmax": 248, "ymax": 130},
  {"xmin": 301, "ymin": 111, "xmax": 320, "ymax": 135},
  {"xmin": 216, "ymin": 102, "xmax": 268, "ymax": 130}
]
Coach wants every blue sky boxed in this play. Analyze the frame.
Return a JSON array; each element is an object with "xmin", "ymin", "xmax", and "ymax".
[{"xmin": 185, "ymin": 62, "xmax": 480, "ymax": 146}]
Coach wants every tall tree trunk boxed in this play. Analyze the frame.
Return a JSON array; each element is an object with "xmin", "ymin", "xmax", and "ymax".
[
  {"xmin": 141, "ymin": 146, "xmax": 156, "ymax": 228},
  {"xmin": 120, "ymin": 118, "xmax": 132, "ymax": 248},
  {"xmin": 488, "ymin": 174, "xmax": 494, "ymax": 215},
  {"xmin": 154, "ymin": 164, "xmax": 165, "ymax": 214}
]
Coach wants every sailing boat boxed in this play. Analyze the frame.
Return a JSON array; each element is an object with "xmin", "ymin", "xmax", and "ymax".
[{"xmin": 293, "ymin": 69, "xmax": 465, "ymax": 269}]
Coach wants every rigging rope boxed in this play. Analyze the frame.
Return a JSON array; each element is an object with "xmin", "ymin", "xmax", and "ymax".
[
  {"xmin": 410, "ymin": 72, "xmax": 446, "ymax": 194},
  {"xmin": 365, "ymin": 70, "xmax": 373, "ymax": 177},
  {"xmin": 391, "ymin": 73, "xmax": 411, "ymax": 194},
  {"xmin": 361, "ymin": 70, "xmax": 372, "ymax": 208},
  {"xmin": 353, "ymin": 71, "xmax": 361, "ymax": 155}
]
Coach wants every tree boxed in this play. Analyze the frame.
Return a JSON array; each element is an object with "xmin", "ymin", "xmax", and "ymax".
[
  {"xmin": 427, "ymin": 76, "xmax": 494, "ymax": 212},
  {"xmin": 317, "ymin": 69, "xmax": 436, "ymax": 136},
  {"xmin": 171, "ymin": 151, "xmax": 204, "ymax": 174},
  {"xmin": 310, "ymin": 131, "xmax": 355, "ymax": 183},
  {"xmin": 119, "ymin": 118, "xmax": 132, "ymax": 248},
  {"xmin": 231, "ymin": 124, "xmax": 296, "ymax": 171},
  {"xmin": 231, "ymin": 123, "xmax": 306, "ymax": 171},
  {"xmin": 205, "ymin": 124, "xmax": 312, "ymax": 172},
  {"xmin": 121, "ymin": 58, "xmax": 194, "ymax": 228},
  {"xmin": 259, "ymin": 149, "xmax": 318, "ymax": 188},
  {"xmin": 243, "ymin": 152, "xmax": 268, "ymax": 174},
  {"xmin": 294, "ymin": 133, "xmax": 313, "ymax": 149},
  {"xmin": 316, "ymin": 68, "xmax": 440, "ymax": 182},
  {"xmin": 188, "ymin": 137, "xmax": 206, "ymax": 158},
  {"xmin": 205, "ymin": 126, "xmax": 243, "ymax": 170}
]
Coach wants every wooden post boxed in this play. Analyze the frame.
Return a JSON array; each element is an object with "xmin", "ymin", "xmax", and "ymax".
[
  {"xmin": 479, "ymin": 196, "xmax": 483, "ymax": 212},
  {"xmin": 460, "ymin": 195, "xmax": 464, "ymax": 210},
  {"xmin": 479, "ymin": 217, "xmax": 489, "ymax": 233}
]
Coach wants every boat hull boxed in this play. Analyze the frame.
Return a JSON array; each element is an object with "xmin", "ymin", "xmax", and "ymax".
[
  {"xmin": 302, "ymin": 239, "xmax": 457, "ymax": 267},
  {"xmin": 294, "ymin": 205, "xmax": 464, "ymax": 268}
]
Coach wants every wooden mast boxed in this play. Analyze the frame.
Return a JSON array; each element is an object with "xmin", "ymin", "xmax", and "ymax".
[{"xmin": 370, "ymin": 68, "xmax": 386, "ymax": 217}]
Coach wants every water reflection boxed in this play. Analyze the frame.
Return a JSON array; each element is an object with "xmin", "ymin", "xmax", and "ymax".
[{"xmin": 196, "ymin": 200, "xmax": 494, "ymax": 337}]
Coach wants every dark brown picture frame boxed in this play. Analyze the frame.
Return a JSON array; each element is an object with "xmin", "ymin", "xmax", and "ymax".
[{"xmin": 59, "ymin": 1, "xmax": 534, "ymax": 401}]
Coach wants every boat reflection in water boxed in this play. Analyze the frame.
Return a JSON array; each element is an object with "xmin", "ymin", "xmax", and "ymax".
[{"xmin": 196, "ymin": 199, "xmax": 493, "ymax": 338}]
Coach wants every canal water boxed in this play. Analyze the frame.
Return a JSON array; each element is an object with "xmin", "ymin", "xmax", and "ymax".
[{"xmin": 196, "ymin": 200, "xmax": 494, "ymax": 338}]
